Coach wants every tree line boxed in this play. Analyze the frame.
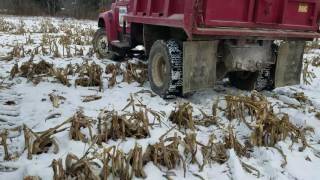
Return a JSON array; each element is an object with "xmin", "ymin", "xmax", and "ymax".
[{"xmin": 0, "ymin": 0, "xmax": 114, "ymax": 19}]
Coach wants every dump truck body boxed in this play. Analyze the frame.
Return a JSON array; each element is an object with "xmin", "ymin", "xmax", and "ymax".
[
  {"xmin": 94, "ymin": 0, "xmax": 320, "ymax": 98},
  {"xmin": 125, "ymin": 0, "xmax": 320, "ymax": 39}
]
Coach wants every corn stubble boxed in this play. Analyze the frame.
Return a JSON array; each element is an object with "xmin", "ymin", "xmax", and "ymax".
[
  {"xmin": 97, "ymin": 110, "xmax": 150, "ymax": 143},
  {"xmin": 106, "ymin": 61, "xmax": 148, "ymax": 88},
  {"xmin": 75, "ymin": 62, "xmax": 103, "ymax": 90},
  {"xmin": 69, "ymin": 111, "xmax": 95, "ymax": 143},
  {"xmin": 225, "ymin": 93, "xmax": 313, "ymax": 150}
]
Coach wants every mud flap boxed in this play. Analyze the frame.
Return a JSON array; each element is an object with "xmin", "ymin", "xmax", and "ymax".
[
  {"xmin": 275, "ymin": 41, "xmax": 305, "ymax": 88},
  {"xmin": 183, "ymin": 41, "xmax": 219, "ymax": 94}
]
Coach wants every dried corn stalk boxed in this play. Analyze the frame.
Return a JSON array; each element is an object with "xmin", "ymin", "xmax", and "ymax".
[
  {"xmin": 10, "ymin": 64, "xmax": 19, "ymax": 79},
  {"xmin": 143, "ymin": 135, "xmax": 186, "ymax": 176},
  {"xmin": 69, "ymin": 111, "xmax": 94, "ymax": 142},
  {"xmin": 75, "ymin": 62, "xmax": 103, "ymax": 90},
  {"xmin": 23, "ymin": 119, "xmax": 70, "ymax": 159},
  {"xmin": 0, "ymin": 129, "xmax": 10, "ymax": 161},
  {"xmin": 52, "ymin": 68, "xmax": 70, "ymax": 86},
  {"xmin": 122, "ymin": 61, "xmax": 148, "ymax": 85},
  {"xmin": 105, "ymin": 63, "xmax": 120, "ymax": 75},
  {"xmin": 108, "ymin": 70, "xmax": 117, "ymax": 88},
  {"xmin": 99, "ymin": 145, "xmax": 145, "ymax": 180},
  {"xmin": 224, "ymin": 127, "xmax": 248, "ymax": 157},
  {"xmin": 18, "ymin": 60, "xmax": 53, "ymax": 81},
  {"xmin": 49, "ymin": 93, "xmax": 66, "ymax": 108},
  {"xmin": 225, "ymin": 93, "xmax": 269, "ymax": 129},
  {"xmin": 127, "ymin": 144, "xmax": 146, "ymax": 178},
  {"xmin": 200, "ymin": 134, "xmax": 228, "ymax": 171},
  {"xmin": 23, "ymin": 176, "xmax": 41, "ymax": 180},
  {"xmin": 196, "ymin": 109, "xmax": 218, "ymax": 127},
  {"xmin": 52, "ymin": 153, "xmax": 100, "ymax": 180},
  {"xmin": 316, "ymin": 112, "xmax": 320, "ymax": 120},
  {"xmin": 110, "ymin": 149, "xmax": 130, "ymax": 180},
  {"xmin": 303, "ymin": 60, "xmax": 316, "ymax": 85},
  {"xmin": 52, "ymin": 159, "xmax": 65, "ymax": 180},
  {"xmin": 225, "ymin": 93, "xmax": 312, "ymax": 150},
  {"xmin": 82, "ymin": 95, "xmax": 102, "ymax": 103},
  {"xmin": 181, "ymin": 133, "xmax": 200, "ymax": 165},
  {"xmin": 169, "ymin": 103, "xmax": 196, "ymax": 130},
  {"xmin": 97, "ymin": 110, "xmax": 150, "ymax": 143},
  {"xmin": 293, "ymin": 92, "xmax": 308, "ymax": 103},
  {"xmin": 251, "ymin": 113, "xmax": 313, "ymax": 151}
]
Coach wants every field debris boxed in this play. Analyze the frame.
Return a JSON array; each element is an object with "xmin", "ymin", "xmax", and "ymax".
[
  {"xmin": 69, "ymin": 111, "xmax": 94, "ymax": 143},
  {"xmin": 49, "ymin": 93, "xmax": 66, "ymax": 108},
  {"xmin": 182, "ymin": 133, "xmax": 200, "ymax": 165},
  {"xmin": 224, "ymin": 93, "xmax": 314, "ymax": 151},
  {"xmin": 169, "ymin": 103, "xmax": 196, "ymax": 130},
  {"xmin": 45, "ymin": 113, "xmax": 62, "ymax": 121},
  {"xmin": 127, "ymin": 144, "xmax": 146, "ymax": 178},
  {"xmin": 316, "ymin": 112, "xmax": 320, "ymax": 120},
  {"xmin": 224, "ymin": 127, "xmax": 248, "ymax": 157},
  {"xmin": 10, "ymin": 60, "xmax": 67, "ymax": 85},
  {"xmin": 250, "ymin": 113, "xmax": 313, "ymax": 151},
  {"xmin": 143, "ymin": 135, "xmax": 186, "ymax": 176},
  {"xmin": 105, "ymin": 63, "xmax": 120, "ymax": 75},
  {"xmin": 75, "ymin": 61, "xmax": 103, "ymax": 90},
  {"xmin": 97, "ymin": 145, "xmax": 146, "ymax": 180},
  {"xmin": 23, "ymin": 119, "xmax": 70, "ymax": 159},
  {"xmin": 97, "ymin": 109, "xmax": 150, "ymax": 142},
  {"xmin": 293, "ymin": 92, "xmax": 309, "ymax": 103},
  {"xmin": 82, "ymin": 95, "xmax": 102, "ymax": 103},
  {"xmin": 122, "ymin": 61, "xmax": 148, "ymax": 85},
  {"xmin": 303, "ymin": 60, "xmax": 317, "ymax": 85},
  {"xmin": 200, "ymin": 135, "xmax": 228, "ymax": 170},
  {"xmin": 106, "ymin": 61, "xmax": 148, "ymax": 88},
  {"xmin": 52, "ymin": 152, "xmax": 100, "ymax": 180},
  {"xmin": 23, "ymin": 176, "xmax": 41, "ymax": 180},
  {"xmin": 169, "ymin": 103, "xmax": 218, "ymax": 130},
  {"xmin": 0, "ymin": 129, "xmax": 10, "ymax": 161}
]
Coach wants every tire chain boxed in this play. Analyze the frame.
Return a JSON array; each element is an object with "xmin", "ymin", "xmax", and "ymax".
[
  {"xmin": 256, "ymin": 65, "xmax": 274, "ymax": 91},
  {"xmin": 165, "ymin": 40, "xmax": 183, "ymax": 98}
]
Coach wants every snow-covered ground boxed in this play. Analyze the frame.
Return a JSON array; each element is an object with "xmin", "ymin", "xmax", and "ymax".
[{"xmin": 0, "ymin": 15, "xmax": 320, "ymax": 180}]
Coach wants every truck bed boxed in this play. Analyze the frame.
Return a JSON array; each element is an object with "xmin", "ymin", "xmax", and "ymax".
[{"xmin": 126, "ymin": 0, "xmax": 320, "ymax": 39}]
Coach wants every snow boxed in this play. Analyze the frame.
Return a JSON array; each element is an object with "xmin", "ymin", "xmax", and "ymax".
[{"xmin": 0, "ymin": 15, "xmax": 319, "ymax": 180}]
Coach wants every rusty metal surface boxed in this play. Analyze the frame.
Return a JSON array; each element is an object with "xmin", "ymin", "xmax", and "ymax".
[
  {"xmin": 275, "ymin": 41, "xmax": 305, "ymax": 87},
  {"xmin": 183, "ymin": 41, "xmax": 218, "ymax": 94},
  {"xmin": 223, "ymin": 41, "xmax": 273, "ymax": 72}
]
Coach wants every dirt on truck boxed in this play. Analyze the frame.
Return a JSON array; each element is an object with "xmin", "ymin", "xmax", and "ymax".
[{"xmin": 93, "ymin": 0, "xmax": 320, "ymax": 98}]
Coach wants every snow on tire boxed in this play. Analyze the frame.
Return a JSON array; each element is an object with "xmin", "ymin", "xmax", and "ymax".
[{"xmin": 148, "ymin": 40, "xmax": 183, "ymax": 98}]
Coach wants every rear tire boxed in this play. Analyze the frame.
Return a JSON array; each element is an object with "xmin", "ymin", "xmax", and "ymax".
[
  {"xmin": 229, "ymin": 67, "xmax": 275, "ymax": 91},
  {"xmin": 92, "ymin": 28, "xmax": 116, "ymax": 60},
  {"xmin": 148, "ymin": 40, "xmax": 183, "ymax": 98}
]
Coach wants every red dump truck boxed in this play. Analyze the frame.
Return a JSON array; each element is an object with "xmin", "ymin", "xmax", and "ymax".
[{"xmin": 93, "ymin": 0, "xmax": 320, "ymax": 98}]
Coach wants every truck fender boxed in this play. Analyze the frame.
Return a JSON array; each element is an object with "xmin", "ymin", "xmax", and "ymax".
[{"xmin": 99, "ymin": 11, "xmax": 118, "ymax": 41}]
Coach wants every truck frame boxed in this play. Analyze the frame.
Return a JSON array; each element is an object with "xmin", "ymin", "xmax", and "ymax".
[{"xmin": 93, "ymin": 0, "xmax": 320, "ymax": 98}]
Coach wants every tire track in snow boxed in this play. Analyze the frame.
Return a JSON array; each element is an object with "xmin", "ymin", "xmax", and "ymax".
[{"xmin": 0, "ymin": 88, "xmax": 22, "ymax": 128}]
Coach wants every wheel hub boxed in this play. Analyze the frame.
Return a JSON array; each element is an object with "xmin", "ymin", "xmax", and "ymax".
[
  {"xmin": 97, "ymin": 36, "xmax": 109, "ymax": 55},
  {"xmin": 152, "ymin": 54, "xmax": 167, "ymax": 87}
]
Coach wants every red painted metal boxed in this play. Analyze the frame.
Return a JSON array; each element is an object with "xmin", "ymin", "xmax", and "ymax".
[
  {"xmin": 100, "ymin": 0, "xmax": 320, "ymax": 40},
  {"xmin": 99, "ymin": 0, "xmax": 132, "ymax": 41}
]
